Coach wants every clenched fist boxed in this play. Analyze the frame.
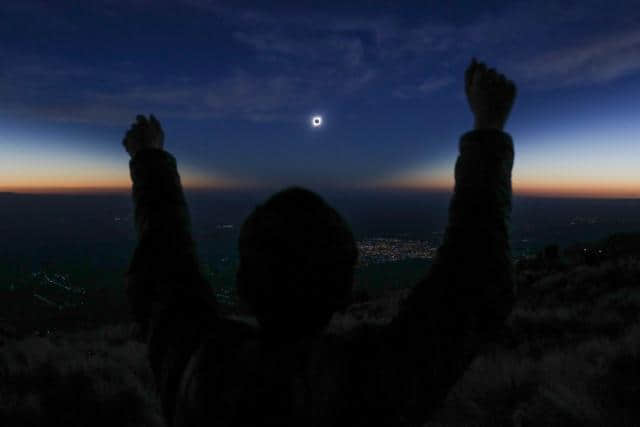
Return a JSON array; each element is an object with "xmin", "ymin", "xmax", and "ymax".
[
  {"xmin": 122, "ymin": 115, "xmax": 164, "ymax": 158},
  {"xmin": 465, "ymin": 59, "xmax": 517, "ymax": 131}
]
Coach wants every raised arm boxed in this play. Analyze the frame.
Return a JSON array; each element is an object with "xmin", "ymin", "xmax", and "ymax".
[
  {"xmin": 123, "ymin": 115, "xmax": 217, "ymax": 423},
  {"xmin": 355, "ymin": 61, "xmax": 516, "ymax": 423}
]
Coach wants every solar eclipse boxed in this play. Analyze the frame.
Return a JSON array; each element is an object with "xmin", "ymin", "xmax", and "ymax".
[{"xmin": 311, "ymin": 116, "xmax": 323, "ymax": 128}]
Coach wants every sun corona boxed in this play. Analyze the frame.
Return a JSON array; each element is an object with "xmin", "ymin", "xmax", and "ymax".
[{"xmin": 311, "ymin": 115, "xmax": 323, "ymax": 128}]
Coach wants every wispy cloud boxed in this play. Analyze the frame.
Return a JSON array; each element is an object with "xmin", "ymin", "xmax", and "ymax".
[
  {"xmin": 232, "ymin": 29, "xmax": 368, "ymax": 72},
  {"xmin": 392, "ymin": 76, "xmax": 454, "ymax": 99},
  {"xmin": 515, "ymin": 29, "xmax": 640, "ymax": 88},
  {"xmin": 0, "ymin": 56, "xmax": 146, "ymax": 125},
  {"xmin": 0, "ymin": 63, "xmax": 338, "ymax": 124},
  {"xmin": 4, "ymin": 0, "xmax": 640, "ymax": 127}
]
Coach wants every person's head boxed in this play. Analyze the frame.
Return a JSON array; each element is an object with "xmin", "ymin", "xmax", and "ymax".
[{"xmin": 237, "ymin": 187, "xmax": 358, "ymax": 339}]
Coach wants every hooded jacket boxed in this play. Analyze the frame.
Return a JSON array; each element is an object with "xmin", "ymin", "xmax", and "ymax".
[{"xmin": 125, "ymin": 129, "xmax": 515, "ymax": 427}]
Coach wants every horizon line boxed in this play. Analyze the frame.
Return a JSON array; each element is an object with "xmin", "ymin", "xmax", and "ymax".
[{"xmin": 3, "ymin": 185, "xmax": 640, "ymax": 199}]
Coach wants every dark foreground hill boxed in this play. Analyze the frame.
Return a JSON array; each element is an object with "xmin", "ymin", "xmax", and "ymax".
[{"xmin": 4, "ymin": 234, "xmax": 640, "ymax": 426}]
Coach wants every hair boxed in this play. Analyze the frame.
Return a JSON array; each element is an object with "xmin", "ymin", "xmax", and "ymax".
[{"xmin": 237, "ymin": 187, "xmax": 358, "ymax": 338}]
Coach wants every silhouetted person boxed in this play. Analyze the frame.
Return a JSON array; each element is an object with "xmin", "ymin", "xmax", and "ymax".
[{"xmin": 122, "ymin": 58, "xmax": 517, "ymax": 426}]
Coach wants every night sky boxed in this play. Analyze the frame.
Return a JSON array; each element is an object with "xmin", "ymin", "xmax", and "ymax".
[{"xmin": 2, "ymin": 0, "xmax": 640, "ymax": 196}]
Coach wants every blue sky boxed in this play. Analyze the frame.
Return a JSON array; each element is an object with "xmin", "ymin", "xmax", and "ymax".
[{"xmin": 1, "ymin": 0, "xmax": 640, "ymax": 195}]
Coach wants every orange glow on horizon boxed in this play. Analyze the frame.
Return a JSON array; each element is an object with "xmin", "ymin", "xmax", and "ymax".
[
  {"xmin": 3, "ymin": 172, "xmax": 639, "ymax": 198},
  {"xmin": 512, "ymin": 172, "xmax": 640, "ymax": 198},
  {"xmin": 3, "ymin": 183, "xmax": 640, "ymax": 198},
  {"xmin": 0, "ymin": 176, "xmax": 129, "ymax": 194},
  {"xmin": 0, "ymin": 174, "xmax": 243, "ymax": 194},
  {"xmin": 513, "ymin": 183, "xmax": 640, "ymax": 199}
]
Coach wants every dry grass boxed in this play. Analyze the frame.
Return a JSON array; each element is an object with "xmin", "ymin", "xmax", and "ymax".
[
  {"xmin": 0, "ymin": 324, "xmax": 164, "ymax": 427},
  {"xmin": 3, "ymin": 254, "xmax": 640, "ymax": 426}
]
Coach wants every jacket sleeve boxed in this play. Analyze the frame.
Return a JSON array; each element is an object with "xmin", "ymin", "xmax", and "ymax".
[
  {"xmin": 370, "ymin": 129, "xmax": 515, "ymax": 423},
  {"xmin": 125, "ymin": 149, "xmax": 218, "ymax": 425}
]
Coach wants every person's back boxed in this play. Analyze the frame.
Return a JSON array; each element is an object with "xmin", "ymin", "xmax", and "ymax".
[
  {"xmin": 172, "ymin": 316, "xmax": 451, "ymax": 426},
  {"xmin": 120, "ymin": 59, "xmax": 517, "ymax": 426},
  {"xmin": 175, "ymin": 321, "xmax": 352, "ymax": 426}
]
